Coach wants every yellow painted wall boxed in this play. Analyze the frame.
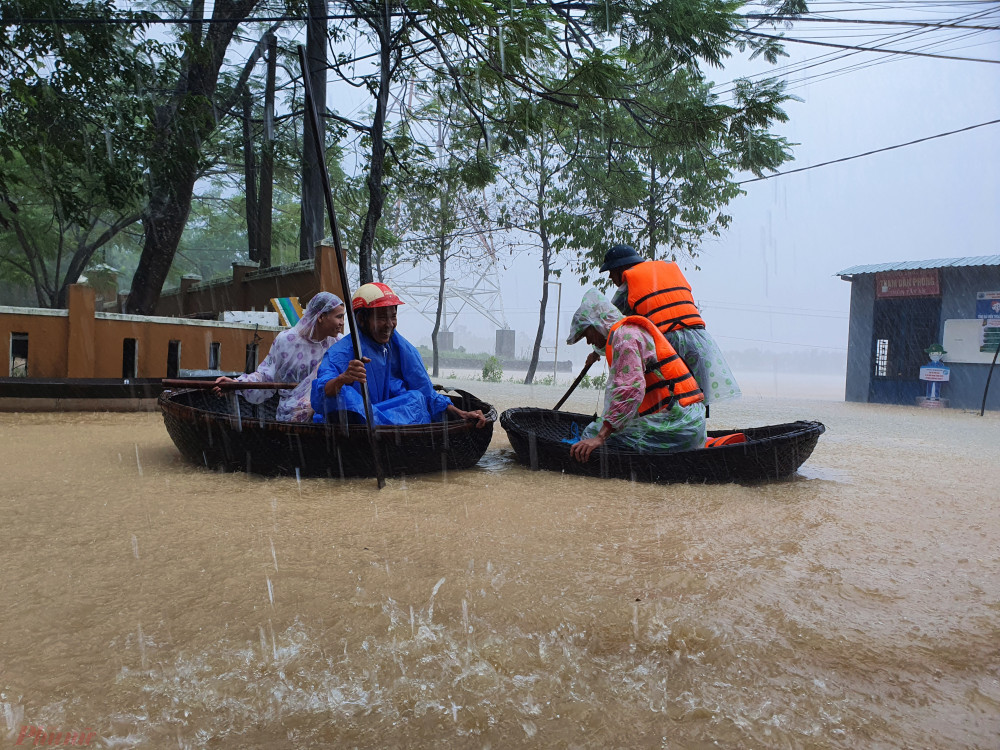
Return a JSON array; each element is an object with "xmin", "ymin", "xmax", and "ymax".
[
  {"xmin": 1, "ymin": 287, "xmax": 281, "ymax": 379},
  {"xmin": 0, "ymin": 312, "xmax": 69, "ymax": 378}
]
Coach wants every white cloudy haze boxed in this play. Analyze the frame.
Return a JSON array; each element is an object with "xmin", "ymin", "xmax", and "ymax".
[{"xmin": 390, "ymin": 4, "xmax": 1000, "ymax": 374}]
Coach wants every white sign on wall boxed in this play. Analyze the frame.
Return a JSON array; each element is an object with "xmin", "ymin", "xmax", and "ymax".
[
  {"xmin": 221, "ymin": 310, "xmax": 280, "ymax": 326},
  {"xmin": 942, "ymin": 319, "xmax": 1000, "ymax": 364}
]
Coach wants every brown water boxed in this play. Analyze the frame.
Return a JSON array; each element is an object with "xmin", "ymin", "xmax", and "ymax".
[{"xmin": 1, "ymin": 380, "xmax": 998, "ymax": 749}]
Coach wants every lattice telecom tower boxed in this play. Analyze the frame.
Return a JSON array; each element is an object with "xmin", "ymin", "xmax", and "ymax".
[{"xmin": 389, "ymin": 258, "xmax": 510, "ymax": 334}]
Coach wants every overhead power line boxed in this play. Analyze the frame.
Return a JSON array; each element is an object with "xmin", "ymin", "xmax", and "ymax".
[
  {"xmin": 740, "ymin": 118, "xmax": 1000, "ymax": 184},
  {"xmin": 740, "ymin": 13, "xmax": 1000, "ymax": 31},
  {"xmin": 0, "ymin": 12, "xmax": 408, "ymax": 27},
  {"xmin": 740, "ymin": 29, "xmax": 1000, "ymax": 63}
]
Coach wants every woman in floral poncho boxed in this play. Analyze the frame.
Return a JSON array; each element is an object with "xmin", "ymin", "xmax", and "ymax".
[
  {"xmin": 565, "ymin": 289, "xmax": 706, "ymax": 463},
  {"xmin": 214, "ymin": 292, "xmax": 345, "ymax": 422}
]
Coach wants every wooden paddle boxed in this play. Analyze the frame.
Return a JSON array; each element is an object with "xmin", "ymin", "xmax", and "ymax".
[
  {"xmin": 298, "ymin": 45, "xmax": 386, "ymax": 489},
  {"xmin": 554, "ymin": 358, "xmax": 596, "ymax": 410},
  {"xmin": 161, "ymin": 379, "xmax": 299, "ymax": 391}
]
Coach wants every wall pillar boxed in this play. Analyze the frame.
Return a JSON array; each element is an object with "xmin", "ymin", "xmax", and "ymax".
[
  {"xmin": 231, "ymin": 262, "xmax": 258, "ymax": 311},
  {"xmin": 315, "ymin": 241, "xmax": 347, "ymax": 302},
  {"xmin": 67, "ymin": 284, "xmax": 96, "ymax": 377},
  {"xmin": 496, "ymin": 329, "xmax": 515, "ymax": 358},
  {"xmin": 179, "ymin": 275, "xmax": 201, "ymax": 316}
]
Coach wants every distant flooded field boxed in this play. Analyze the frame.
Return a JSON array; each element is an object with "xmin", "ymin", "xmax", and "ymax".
[{"xmin": 1, "ymin": 380, "xmax": 997, "ymax": 749}]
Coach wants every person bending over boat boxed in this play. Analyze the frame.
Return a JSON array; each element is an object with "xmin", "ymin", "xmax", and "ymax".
[
  {"xmin": 566, "ymin": 289, "xmax": 706, "ymax": 463},
  {"xmin": 213, "ymin": 291, "xmax": 345, "ymax": 422},
  {"xmin": 597, "ymin": 243, "xmax": 740, "ymax": 406},
  {"xmin": 310, "ymin": 282, "xmax": 488, "ymax": 427}
]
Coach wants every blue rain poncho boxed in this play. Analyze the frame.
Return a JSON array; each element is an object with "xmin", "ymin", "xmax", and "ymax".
[{"xmin": 310, "ymin": 329, "xmax": 453, "ymax": 425}]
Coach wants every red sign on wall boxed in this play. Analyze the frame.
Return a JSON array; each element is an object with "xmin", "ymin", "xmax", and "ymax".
[{"xmin": 875, "ymin": 270, "xmax": 940, "ymax": 298}]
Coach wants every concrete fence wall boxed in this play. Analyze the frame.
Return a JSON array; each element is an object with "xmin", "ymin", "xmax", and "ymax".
[
  {"xmin": 152, "ymin": 244, "xmax": 346, "ymax": 318},
  {"xmin": 2, "ymin": 285, "xmax": 282, "ymax": 379}
]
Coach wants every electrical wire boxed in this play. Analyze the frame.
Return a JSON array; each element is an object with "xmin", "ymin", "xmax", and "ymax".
[
  {"xmin": 738, "ymin": 29, "xmax": 1000, "ymax": 63},
  {"xmin": 740, "ymin": 118, "xmax": 1000, "ymax": 184},
  {"xmin": 714, "ymin": 2, "xmax": 1000, "ymax": 99}
]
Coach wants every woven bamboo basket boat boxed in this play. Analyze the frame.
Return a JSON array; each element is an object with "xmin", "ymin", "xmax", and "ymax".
[
  {"xmin": 160, "ymin": 386, "xmax": 496, "ymax": 478},
  {"xmin": 500, "ymin": 408, "xmax": 825, "ymax": 484}
]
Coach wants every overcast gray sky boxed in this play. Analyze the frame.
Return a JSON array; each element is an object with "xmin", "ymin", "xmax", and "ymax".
[
  {"xmin": 334, "ymin": 3, "xmax": 1000, "ymax": 370},
  {"xmin": 469, "ymin": 5, "xmax": 1000, "ymax": 365}
]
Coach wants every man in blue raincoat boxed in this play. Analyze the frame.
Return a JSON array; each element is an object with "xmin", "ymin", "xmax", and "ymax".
[{"xmin": 311, "ymin": 282, "xmax": 488, "ymax": 427}]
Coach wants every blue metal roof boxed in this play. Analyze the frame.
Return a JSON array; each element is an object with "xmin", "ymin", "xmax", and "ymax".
[{"xmin": 836, "ymin": 256, "xmax": 1000, "ymax": 277}]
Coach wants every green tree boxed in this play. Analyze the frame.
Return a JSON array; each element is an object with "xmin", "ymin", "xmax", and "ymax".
[
  {"xmin": 485, "ymin": 3, "xmax": 803, "ymax": 380},
  {"xmin": 396, "ymin": 91, "xmax": 496, "ymax": 376},
  {"xmin": 492, "ymin": 100, "xmax": 576, "ymax": 384},
  {"xmin": 0, "ymin": 160, "xmax": 143, "ymax": 307},
  {"xmin": 0, "ymin": 0, "xmax": 155, "ymax": 306},
  {"xmin": 123, "ymin": 3, "xmax": 284, "ymax": 314},
  {"xmin": 561, "ymin": 70, "xmax": 795, "ymax": 282}
]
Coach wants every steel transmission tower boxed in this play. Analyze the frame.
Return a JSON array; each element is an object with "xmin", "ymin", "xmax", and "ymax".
[
  {"xmin": 382, "ymin": 75, "xmax": 512, "ymax": 338},
  {"xmin": 390, "ymin": 258, "xmax": 510, "ymax": 333}
]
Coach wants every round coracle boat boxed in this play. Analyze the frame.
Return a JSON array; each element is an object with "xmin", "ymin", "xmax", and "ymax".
[
  {"xmin": 500, "ymin": 407, "xmax": 825, "ymax": 484},
  {"xmin": 160, "ymin": 386, "xmax": 496, "ymax": 478}
]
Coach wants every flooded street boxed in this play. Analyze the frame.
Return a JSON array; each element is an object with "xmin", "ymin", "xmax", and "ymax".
[{"xmin": 1, "ymin": 379, "xmax": 998, "ymax": 748}]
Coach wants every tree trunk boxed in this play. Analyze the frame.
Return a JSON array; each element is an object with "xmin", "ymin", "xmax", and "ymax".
[
  {"xmin": 124, "ymin": 3, "xmax": 256, "ymax": 314},
  {"xmin": 242, "ymin": 88, "xmax": 260, "ymax": 262},
  {"xmin": 299, "ymin": 0, "xmax": 327, "ymax": 261},
  {"xmin": 127, "ymin": 173, "xmax": 196, "ymax": 314},
  {"xmin": 55, "ymin": 216, "xmax": 141, "ymax": 307},
  {"xmin": 11, "ymin": 218, "xmax": 53, "ymax": 307},
  {"xmin": 647, "ymin": 162, "xmax": 657, "ymax": 257},
  {"xmin": 524, "ymin": 152, "xmax": 550, "ymax": 385},
  {"xmin": 357, "ymin": 22, "xmax": 393, "ymax": 285},
  {"xmin": 524, "ymin": 233, "xmax": 551, "ymax": 385},
  {"xmin": 257, "ymin": 32, "xmax": 277, "ymax": 268},
  {"xmin": 430, "ymin": 188, "xmax": 451, "ymax": 378}
]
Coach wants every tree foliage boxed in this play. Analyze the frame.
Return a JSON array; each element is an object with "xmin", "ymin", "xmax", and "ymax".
[
  {"xmin": 0, "ymin": 0, "xmax": 157, "ymax": 305},
  {"xmin": 0, "ymin": 0, "xmax": 806, "ymax": 317}
]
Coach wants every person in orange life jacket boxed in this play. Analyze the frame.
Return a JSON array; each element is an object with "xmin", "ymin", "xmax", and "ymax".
[
  {"xmin": 595, "ymin": 244, "xmax": 741, "ymax": 406},
  {"xmin": 310, "ymin": 282, "xmax": 488, "ymax": 427},
  {"xmin": 566, "ymin": 289, "xmax": 706, "ymax": 463}
]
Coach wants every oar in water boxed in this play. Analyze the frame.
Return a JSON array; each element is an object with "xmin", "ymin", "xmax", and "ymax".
[
  {"xmin": 161, "ymin": 379, "xmax": 299, "ymax": 390},
  {"xmin": 554, "ymin": 358, "xmax": 596, "ymax": 410}
]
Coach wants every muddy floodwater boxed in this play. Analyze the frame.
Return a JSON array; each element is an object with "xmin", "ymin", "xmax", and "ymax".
[{"xmin": 1, "ymin": 377, "xmax": 998, "ymax": 749}]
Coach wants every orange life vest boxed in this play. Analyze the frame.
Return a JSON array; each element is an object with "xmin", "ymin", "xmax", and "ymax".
[
  {"xmin": 622, "ymin": 260, "xmax": 705, "ymax": 334},
  {"xmin": 705, "ymin": 432, "xmax": 746, "ymax": 448},
  {"xmin": 606, "ymin": 316, "xmax": 704, "ymax": 415}
]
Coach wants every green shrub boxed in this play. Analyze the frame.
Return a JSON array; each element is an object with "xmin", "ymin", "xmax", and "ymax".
[{"xmin": 482, "ymin": 356, "xmax": 503, "ymax": 383}]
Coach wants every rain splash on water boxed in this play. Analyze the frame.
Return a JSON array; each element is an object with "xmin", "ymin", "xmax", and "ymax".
[{"xmin": 0, "ymin": 378, "xmax": 997, "ymax": 748}]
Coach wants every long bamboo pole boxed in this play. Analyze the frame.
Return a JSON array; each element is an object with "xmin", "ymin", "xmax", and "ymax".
[
  {"xmin": 297, "ymin": 45, "xmax": 386, "ymax": 489},
  {"xmin": 554, "ymin": 359, "xmax": 595, "ymax": 410},
  {"xmin": 161, "ymin": 379, "xmax": 298, "ymax": 390}
]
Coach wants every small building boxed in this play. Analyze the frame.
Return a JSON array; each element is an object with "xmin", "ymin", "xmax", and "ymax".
[{"xmin": 836, "ymin": 256, "xmax": 1000, "ymax": 411}]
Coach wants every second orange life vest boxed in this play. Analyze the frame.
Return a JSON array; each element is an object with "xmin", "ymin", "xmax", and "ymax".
[
  {"xmin": 606, "ymin": 316, "xmax": 705, "ymax": 416},
  {"xmin": 622, "ymin": 260, "xmax": 705, "ymax": 334}
]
